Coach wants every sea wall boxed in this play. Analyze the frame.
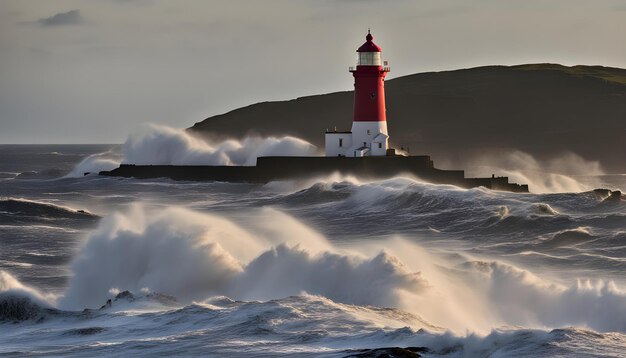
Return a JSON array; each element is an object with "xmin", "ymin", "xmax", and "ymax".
[{"xmin": 99, "ymin": 156, "xmax": 528, "ymax": 192}]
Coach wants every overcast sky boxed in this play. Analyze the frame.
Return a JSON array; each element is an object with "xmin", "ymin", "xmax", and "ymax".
[{"xmin": 1, "ymin": 0, "xmax": 625, "ymax": 143}]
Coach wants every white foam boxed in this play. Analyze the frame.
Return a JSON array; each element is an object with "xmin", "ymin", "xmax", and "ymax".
[
  {"xmin": 0, "ymin": 270, "xmax": 54, "ymax": 308},
  {"xmin": 59, "ymin": 204, "xmax": 428, "ymax": 311},
  {"xmin": 55, "ymin": 204, "xmax": 626, "ymax": 335},
  {"xmin": 459, "ymin": 150, "xmax": 604, "ymax": 193},
  {"xmin": 67, "ymin": 124, "xmax": 319, "ymax": 177}
]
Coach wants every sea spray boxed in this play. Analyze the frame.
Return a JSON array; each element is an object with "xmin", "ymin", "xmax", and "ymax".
[
  {"xmin": 0, "ymin": 271, "xmax": 54, "ymax": 321},
  {"xmin": 55, "ymin": 204, "xmax": 626, "ymax": 334},
  {"xmin": 59, "ymin": 205, "xmax": 429, "ymax": 311},
  {"xmin": 458, "ymin": 150, "xmax": 605, "ymax": 193},
  {"xmin": 67, "ymin": 124, "xmax": 319, "ymax": 177}
]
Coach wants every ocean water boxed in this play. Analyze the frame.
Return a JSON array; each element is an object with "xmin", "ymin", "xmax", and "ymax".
[{"xmin": 0, "ymin": 144, "xmax": 625, "ymax": 357}]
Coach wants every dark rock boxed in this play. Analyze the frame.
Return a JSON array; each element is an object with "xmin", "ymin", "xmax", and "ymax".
[
  {"xmin": 146, "ymin": 292, "xmax": 178, "ymax": 306},
  {"xmin": 99, "ymin": 299, "xmax": 112, "ymax": 310},
  {"xmin": 99, "ymin": 290, "xmax": 178, "ymax": 310},
  {"xmin": 115, "ymin": 290, "xmax": 135, "ymax": 301}
]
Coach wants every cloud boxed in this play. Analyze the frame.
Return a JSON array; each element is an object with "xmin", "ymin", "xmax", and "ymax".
[{"xmin": 37, "ymin": 10, "xmax": 82, "ymax": 26}]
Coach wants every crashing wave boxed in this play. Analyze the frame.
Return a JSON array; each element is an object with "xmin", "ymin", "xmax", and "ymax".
[
  {"xmin": 59, "ymin": 204, "xmax": 429, "ymax": 310},
  {"xmin": 67, "ymin": 124, "xmax": 319, "ymax": 177},
  {"xmin": 0, "ymin": 292, "xmax": 46, "ymax": 321},
  {"xmin": 49, "ymin": 204, "xmax": 626, "ymax": 335},
  {"xmin": 0, "ymin": 271, "xmax": 54, "ymax": 322}
]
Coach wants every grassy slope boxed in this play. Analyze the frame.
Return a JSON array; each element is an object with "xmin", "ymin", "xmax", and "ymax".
[
  {"xmin": 513, "ymin": 64, "xmax": 626, "ymax": 85},
  {"xmin": 190, "ymin": 64, "xmax": 626, "ymax": 172}
]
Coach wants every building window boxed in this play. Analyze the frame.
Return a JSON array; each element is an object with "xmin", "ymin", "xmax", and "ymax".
[
  {"xmin": 378, "ymin": 143, "xmax": 382, "ymax": 149},
  {"xmin": 358, "ymin": 52, "xmax": 382, "ymax": 66},
  {"xmin": 367, "ymin": 130, "xmax": 370, "ymax": 135},
  {"xmin": 339, "ymin": 138, "xmax": 343, "ymax": 147}
]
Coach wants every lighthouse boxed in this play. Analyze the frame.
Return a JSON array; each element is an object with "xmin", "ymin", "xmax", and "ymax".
[{"xmin": 325, "ymin": 30, "xmax": 391, "ymax": 157}]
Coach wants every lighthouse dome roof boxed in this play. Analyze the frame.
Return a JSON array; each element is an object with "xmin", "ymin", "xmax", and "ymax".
[{"xmin": 357, "ymin": 31, "xmax": 382, "ymax": 52}]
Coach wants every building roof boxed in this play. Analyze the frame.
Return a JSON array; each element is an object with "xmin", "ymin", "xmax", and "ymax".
[
  {"xmin": 357, "ymin": 30, "xmax": 382, "ymax": 53},
  {"xmin": 372, "ymin": 133, "xmax": 389, "ymax": 142}
]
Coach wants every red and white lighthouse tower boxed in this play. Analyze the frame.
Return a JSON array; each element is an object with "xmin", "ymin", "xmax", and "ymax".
[{"xmin": 325, "ymin": 30, "xmax": 391, "ymax": 157}]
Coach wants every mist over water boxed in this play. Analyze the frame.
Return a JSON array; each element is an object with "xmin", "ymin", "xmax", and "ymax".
[
  {"xmin": 0, "ymin": 142, "xmax": 625, "ymax": 356},
  {"xmin": 446, "ymin": 150, "xmax": 610, "ymax": 193}
]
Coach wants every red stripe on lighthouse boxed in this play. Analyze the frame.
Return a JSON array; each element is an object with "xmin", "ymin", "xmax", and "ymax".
[
  {"xmin": 352, "ymin": 31, "xmax": 387, "ymax": 122},
  {"xmin": 352, "ymin": 66, "xmax": 387, "ymax": 122}
]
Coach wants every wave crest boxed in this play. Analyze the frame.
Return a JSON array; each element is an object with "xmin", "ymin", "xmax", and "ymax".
[
  {"xmin": 0, "ymin": 271, "xmax": 52, "ymax": 321},
  {"xmin": 59, "ymin": 205, "xmax": 429, "ymax": 311}
]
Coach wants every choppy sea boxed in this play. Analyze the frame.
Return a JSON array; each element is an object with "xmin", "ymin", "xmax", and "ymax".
[{"xmin": 1, "ymin": 144, "xmax": 625, "ymax": 357}]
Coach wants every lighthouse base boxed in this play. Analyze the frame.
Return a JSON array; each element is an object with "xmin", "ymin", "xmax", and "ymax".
[{"xmin": 325, "ymin": 122, "xmax": 389, "ymax": 157}]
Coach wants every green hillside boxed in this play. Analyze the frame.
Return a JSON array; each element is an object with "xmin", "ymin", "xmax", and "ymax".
[{"xmin": 190, "ymin": 64, "xmax": 626, "ymax": 172}]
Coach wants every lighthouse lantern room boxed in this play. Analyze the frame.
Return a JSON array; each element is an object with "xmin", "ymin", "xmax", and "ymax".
[{"xmin": 325, "ymin": 30, "xmax": 392, "ymax": 157}]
